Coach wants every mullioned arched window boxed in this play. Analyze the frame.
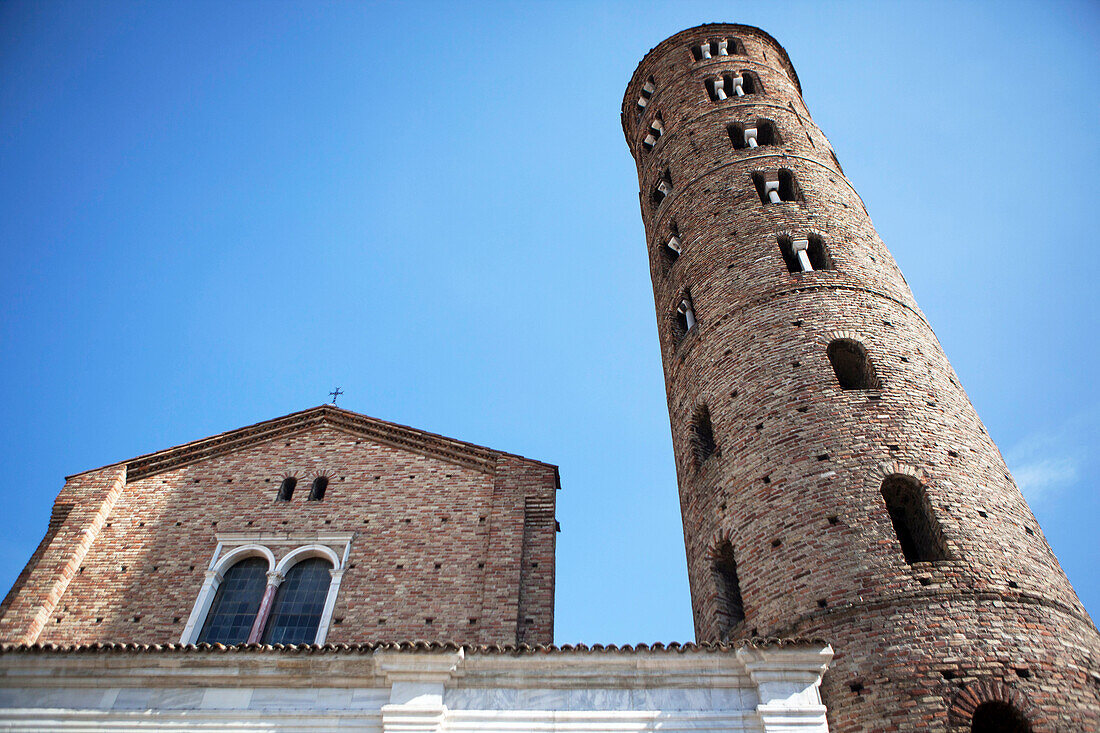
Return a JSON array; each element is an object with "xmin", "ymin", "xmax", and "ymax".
[
  {"xmin": 262, "ymin": 557, "xmax": 333, "ymax": 645},
  {"xmin": 196, "ymin": 557, "xmax": 267, "ymax": 644}
]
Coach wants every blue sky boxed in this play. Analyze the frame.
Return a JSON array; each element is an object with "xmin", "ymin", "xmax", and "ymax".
[{"xmin": 1, "ymin": 1, "xmax": 1097, "ymax": 644}]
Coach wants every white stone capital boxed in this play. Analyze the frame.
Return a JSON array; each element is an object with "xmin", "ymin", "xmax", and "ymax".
[
  {"xmin": 737, "ymin": 644, "xmax": 833, "ymax": 710},
  {"xmin": 376, "ymin": 649, "xmax": 464, "ymax": 687}
]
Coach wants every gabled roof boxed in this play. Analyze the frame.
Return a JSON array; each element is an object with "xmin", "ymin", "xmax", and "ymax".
[{"xmin": 70, "ymin": 405, "xmax": 556, "ymax": 482}]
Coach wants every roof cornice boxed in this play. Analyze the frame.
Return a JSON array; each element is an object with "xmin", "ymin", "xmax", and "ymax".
[{"xmin": 68, "ymin": 405, "xmax": 555, "ymax": 482}]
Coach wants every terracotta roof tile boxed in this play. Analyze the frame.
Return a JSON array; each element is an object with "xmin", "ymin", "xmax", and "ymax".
[{"xmin": 0, "ymin": 637, "xmax": 826, "ymax": 656}]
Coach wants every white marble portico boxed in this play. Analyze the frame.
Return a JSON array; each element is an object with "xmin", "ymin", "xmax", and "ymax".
[{"xmin": 0, "ymin": 640, "xmax": 832, "ymax": 732}]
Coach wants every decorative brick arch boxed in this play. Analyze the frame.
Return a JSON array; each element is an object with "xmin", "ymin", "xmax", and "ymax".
[
  {"xmin": 825, "ymin": 329, "xmax": 871, "ymax": 347},
  {"xmin": 870, "ymin": 460, "xmax": 929, "ymax": 485},
  {"xmin": 949, "ymin": 678, "xmax": 1041, "ymax": 731},
  {"xmin": 705, "ymin": 526, "xmax": 738, "ymax": 561}
]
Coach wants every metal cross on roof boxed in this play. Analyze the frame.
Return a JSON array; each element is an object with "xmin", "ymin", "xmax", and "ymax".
[{"xmin": 329, "ymin": 387, "xmax": 343, "ymax": 405}]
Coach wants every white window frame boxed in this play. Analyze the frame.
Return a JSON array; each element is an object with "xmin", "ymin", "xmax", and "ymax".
[{"xmin": 180, "ymin": 532, "xmax": 353, "ymax": 646}]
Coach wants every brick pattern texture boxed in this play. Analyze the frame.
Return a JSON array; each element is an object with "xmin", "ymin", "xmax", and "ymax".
[
  {"xmin": 0, "ymin": 406, "xmax": 557, "ymax": 647},
  {"xmin": 623, "ymin": 23, "xmax": 1100, "ymax": 732}
]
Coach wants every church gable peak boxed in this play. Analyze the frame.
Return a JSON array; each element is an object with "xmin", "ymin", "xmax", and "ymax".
[{"xmin": 71, "ymin": 405, "xmax": 550, "ymax": 482}]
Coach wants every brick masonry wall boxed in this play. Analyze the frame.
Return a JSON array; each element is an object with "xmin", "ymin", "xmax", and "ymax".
[
  {"xmin": 623, "ymin": 23, "xmax": 1100, "ymax": 732},
  {"xmin": 0, "ymin": 412, "xmax": 557, "ymax": 647}
]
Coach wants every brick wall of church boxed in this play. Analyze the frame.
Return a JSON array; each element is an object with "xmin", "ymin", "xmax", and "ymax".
[
  {"xmin": 623, "ymin": 23, "xmax": 1100, "ymax": 732},
  {"xmin": 0, "ymin": 412, "xmax": 557, "ymax": 647}
]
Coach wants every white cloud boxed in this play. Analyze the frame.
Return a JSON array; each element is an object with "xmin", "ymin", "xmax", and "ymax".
[
  {"xmin": 1009, "ymin": 456, "xmax": 1078, "ymax": 504},
  {"xmin": 1003, "ymin": 409, "xmax": 1098, "ymax": 505}
]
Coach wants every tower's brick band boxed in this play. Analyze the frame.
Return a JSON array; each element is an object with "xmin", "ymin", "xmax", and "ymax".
[{"xmin": 623, "ymin": 23, "xmax": 1100, "ymax": 732}]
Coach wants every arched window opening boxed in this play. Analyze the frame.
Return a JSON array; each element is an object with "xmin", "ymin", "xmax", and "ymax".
[
  {"xmin": 690, "ymin": 404, "xmax": 717, "ymax": 466},
  {"xmin": 642, "ymin": 114, "xmax": 664, "ymax": 152},
  {"xmin": 277, "ymin": 477, "xmax": 297, "ymax": 502},
  {"xmin": 691, "ymin": 37, "xmax": 743, "ymax": 62},
  {"xmin": 827, "ymin": 339, "xmax": 881, "ymax": 390},
  {"xmin": 309, "ymin": 476, "xmax": 328, "ymax": 501},
  {"xmin": 651, "ymin": 170, "xmax": 673, "ymax": 208},
  {"xmin": 971, "ymin": 701, "xmax": 1031, "ymax": 733},
  {"xmin": 197, "ymin": 557, "xmax": 267, "ymax": 645},
  {"xmin": 752, "ymin": 169, "xmax": 800, "ymax": 204},
  {"xmin": 673, "ymin": 290, "xmax": 696, "ymax": 342},
  {"xmin": 708, "ymin": 72, "xmax": 759, "ymax": 100},
  {"xmin": 728, "ymin": 119, "xmax": 780, "ymax": 150},
  {"xmin": 777, "ymin": 169, "xmax": 798, "ymax": 201},
  {"xmin": 262, "ymin": 558, "xmax": 333, "ymax": 645},
  {"xmin": 880, "ymin": 475, "xmax": 949, "ymax": 564},
  {"xmin": 705, "ymin": 74, "xmax": 734, "ymax": 101},
  {"xmin": 660, "ymin": 221, "xmax": 681, "ymax": 272},
  {"xmin": 739, "ymin": 71, "xmax": 760, "ymax": 95},
  {"xmin": 636, "ymin": 77, "xmax": 655, "ymax": 116},
  {"xmin": 712, "ymin": 541, "xmax": 745, "ymax": 637},
  {"xmin": 778, "ymin": 235, "xmax": 831, "ymax": 273}
]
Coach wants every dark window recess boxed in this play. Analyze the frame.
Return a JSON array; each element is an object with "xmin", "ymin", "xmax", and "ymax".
[
  {"xmin": 880, "ymin": 475, "xmax": 950, "ymax": 564},
  {"xmin": 277, "ymin": 477, "xmax": 297, "ymax": 501},
  {"xmin": 711, "ymin": 541, "xmax": 745, "ymax": 637},
  {"xmin": 308, "ymin": 476, "xmax": 328, "ymax": 501},
  {"xmin": 642, "ymin": 114, "xmax": 664, "ymax": 151},
  {"xmin": 971, "ymin": 702, "xmax": 1032, "ymax": 733},
  {"xmin": 651, "ymin": 171, "xmax": 673, "ymax": 207},
  {"xmin": 827, "ymin": 339, "xmax": 882, "ymax": 390},
  {"xmin": 728, "ymin": 119, "xmax": 780, "ymax": 150},
  {"xmin": 705, "ymin": 71, "xmax": 758, "ymax": 101},
  {"xmin": 261, "ymin": 558, "xmax": 332, "ymax": 645},
  {"xmin": 197, "ymin": 557, "xmax": 267, "ymax": 645},
  {"xmin": 673, "ymin": 290, "xmax": 696, "ymax": 342},
  {"xmin": 691, "ymin": 37, "xmax": 743, "ymax": 61},
  {"xmin": 778, "ymin": 235, "xmax": 832, "ymax": 273},
  {"xmin": 752, "ymin": 169, "xmax": 800, "ymax": 204},
  {"xmin": 690, "ymin": 404, "xmax": 717, "ymax": 466},
  {"xmin": 660, "ymin": 221, "xmax": 681, "ymax": 272},
  {"xmin": 636, "ymin": 76, "xmax": 655, "ymax": 116}
]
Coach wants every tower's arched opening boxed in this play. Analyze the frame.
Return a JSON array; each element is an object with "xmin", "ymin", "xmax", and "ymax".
[
  {"xmin": 711, "ymin": 541, "xmax": 745, "ymax": 637},
  {"xmin": 660, "ymin": 221, "xmax": 681, "ymax": 273},
  {"xmin": 673, "ymin": 290, "xmax": 696, "ymax": 342},
  {"xmin": 690, "ymin": 404, "xmax": 716, "ymax": 466},
  {"xmin": 728, "ymin": 119, "xmax": 780, "ymax": 150},
  {"xmin": 753, "ymin": 169, "xmax": 800, "ymax": 204},
  {"xmin": 880, "ymin": 475, "xmax": 949, "ymax": 564},
  {"xmin": 778, "ymin": 234, "xmax": 831, "ymax": 273},
  {"xmin": 971, "ymin": 701, "xmax": 1031, "ymax": 733},
  {"xmin": 827, "ymin": 338, "xmax": 881, "ymax": 390},
  {"xmin": 651, "ymin": 170, "xmax": 673, "ymax": 207}
]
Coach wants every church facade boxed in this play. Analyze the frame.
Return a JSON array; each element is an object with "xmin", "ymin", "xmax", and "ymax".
[
  {"xmin": 0, "ymin": 403, "xmax": 833, "ymax": 732},
  {"xmin": 2, "ymin": 21, "xmax": 1098, "ymax": 733}
]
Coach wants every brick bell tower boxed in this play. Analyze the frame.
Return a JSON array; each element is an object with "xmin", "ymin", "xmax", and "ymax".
[{"xmin": 623, "ymin": 23, "xmax": 1100, "ymax": 732}]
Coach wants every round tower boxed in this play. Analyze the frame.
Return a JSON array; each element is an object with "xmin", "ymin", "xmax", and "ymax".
[{"xmin": 623, "ymin": 24, "xmax": 1099, "ymax": 732}]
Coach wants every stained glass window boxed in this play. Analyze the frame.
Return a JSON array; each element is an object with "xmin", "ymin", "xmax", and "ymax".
[
  {"xmin": 196, "ymin": 557, "xmax": 267, "ymax": 644},
  {"xmin": 262, "ymin": 558, "xmax": 332, "ymax": 645}
]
